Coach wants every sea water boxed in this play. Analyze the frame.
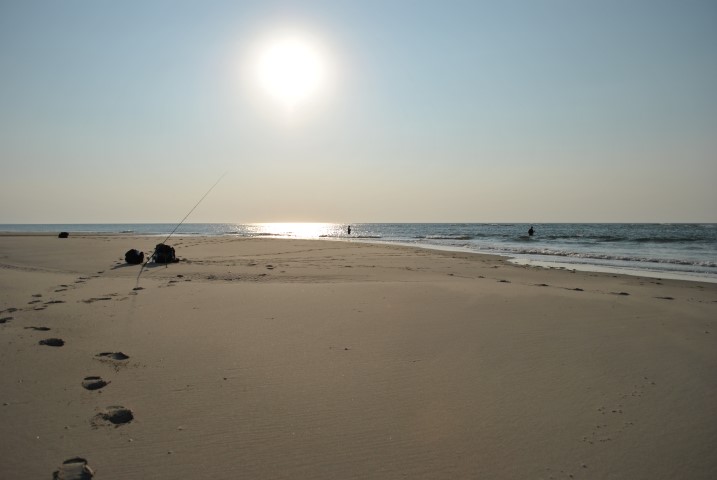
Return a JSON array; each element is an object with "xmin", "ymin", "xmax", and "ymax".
[{"xmin": 1, "ymin": 223, "xmax": 715, "ymax": 282}]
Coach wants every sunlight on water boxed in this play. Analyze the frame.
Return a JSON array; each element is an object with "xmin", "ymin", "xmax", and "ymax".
[{"xmin": 247, "ymin": 222, "xmax": 345, "ymax": 238}]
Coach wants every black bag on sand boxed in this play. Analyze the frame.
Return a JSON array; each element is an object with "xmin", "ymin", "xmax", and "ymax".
[
  {"xmin": 125, "ymin": 249, "xmax": 144, "ymax": 265},
  {"xmin": 58, "ymin": 232, "xmax": 69, "ymax": 238},
  {"xmin": 153, "ymin": 243, "xmax": 178, "ymax": 263}
]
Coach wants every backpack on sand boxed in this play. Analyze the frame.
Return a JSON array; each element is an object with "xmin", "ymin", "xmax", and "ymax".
[
  {"xmin": 124, "ymin": 249, "xmax": 144, "ymax": 265},
  {"xmin": 153, "ymin": 243, "xmax": 178, "ymax": 263}
]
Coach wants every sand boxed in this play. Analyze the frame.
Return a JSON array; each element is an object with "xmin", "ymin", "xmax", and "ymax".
[{"xmin": 1, "ymin": 234, "xmax": 716, "ymax": 479}]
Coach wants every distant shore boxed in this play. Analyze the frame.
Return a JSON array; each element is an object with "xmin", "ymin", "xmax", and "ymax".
[{"xmin": 1, "ymin": 234, "xmax": 716, "ymax": 479}]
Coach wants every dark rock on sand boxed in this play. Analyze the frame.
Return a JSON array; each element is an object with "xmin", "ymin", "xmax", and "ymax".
[{"xmin": 58, "ymin": 232, "xmax": 69, "ymax": 238}]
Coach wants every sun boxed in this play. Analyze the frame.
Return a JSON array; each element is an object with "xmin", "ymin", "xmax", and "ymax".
[{"xmin": 255, "ymin": 33, "xmax": 328, "ymax": 110}]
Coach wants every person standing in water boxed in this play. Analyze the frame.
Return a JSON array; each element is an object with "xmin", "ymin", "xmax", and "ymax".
[
  {"xmin": 347, "ymin": 225, "xmax": 351, "ymax": 235},
  {"xmin": 528, "ymin": 226, "xmax": 534, "ymax": 236}
]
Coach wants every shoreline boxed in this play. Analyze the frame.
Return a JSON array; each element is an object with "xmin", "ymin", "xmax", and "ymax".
[
  {"xmin": 508, "ymin": 256, "xmax": 717, "ymax": 284},
  {"xmin": 351, "ymin": 238, "xmax": 717, "ymax": 284},
  {"xmin": 2, "ymin": 230, "xmax": 715, "ymax": 285}
]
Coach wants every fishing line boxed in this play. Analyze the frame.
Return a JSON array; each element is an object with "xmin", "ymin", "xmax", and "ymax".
[
  {"xmin": 158, "ymin": 171, "xmax": 228, "ymax": 247},
  {"xmin": 135, "ymin": 171, "xmax": 228, "ymax": 286}
]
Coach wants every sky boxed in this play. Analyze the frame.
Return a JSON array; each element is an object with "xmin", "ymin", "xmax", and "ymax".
[{"xmin": 1, "ymin": 0, "xmax": 715, "ymax": 223}]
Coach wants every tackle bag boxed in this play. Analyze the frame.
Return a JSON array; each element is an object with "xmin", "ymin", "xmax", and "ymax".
[
  {"xmin": 153, "ymin": 243, "xmax": 178, "ymax": 263},
  {"xmin": 124, "ymin": 249, "xmax": 144, "ymax": 265}
]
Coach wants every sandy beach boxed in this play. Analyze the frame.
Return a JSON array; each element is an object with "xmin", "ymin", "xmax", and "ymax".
[{"xmin": 1, "ymin": 234, "xmax": 716, "ymax": 479}]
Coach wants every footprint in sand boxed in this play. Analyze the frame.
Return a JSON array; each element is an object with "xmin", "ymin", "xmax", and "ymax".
[
  {"xmin": 25, "ymin": 326, "xmax": 51, "ymax": 331},
  {"xmin": 82, "ymin": 376, "xmax": 109, "ymax": 391},
  {"xmin": 82, "ymin": 297, "xmax": 112, "ymax": 304},
  {"xmin": 582, "ymin": 376, "xmax": 656, "ymax": 446},
  {"xmin": 0, "ymin": 317, "xmax": 12, "ymax": 324},
  {"xmin": 92, "ymin": 406, "xmax": 133, "ymax": 427},
  {"xmin": 39, "ymin": 338, "xmax": 65, "ymax": 347},
  {"xmin": 52, "ymin": 457, "xmax": 94, "ymax": 479},
  {"xmin": 3, "ymin": 308, "xmax": 18, "ymax": 313},
  {"xmin": 96, "ymin": 352, "xmax": 130, "ymax": 361},
  {"xmin": 45, "ymin": 300, "xmax": 65, "ymax": 305}
]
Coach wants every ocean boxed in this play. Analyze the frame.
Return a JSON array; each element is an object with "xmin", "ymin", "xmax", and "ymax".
[{"xmin": 1, "ymin": 223, "xmax": 715, "ymax": 283}]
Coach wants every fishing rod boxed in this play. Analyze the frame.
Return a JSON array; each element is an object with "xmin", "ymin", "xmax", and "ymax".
[
  {"xmin": 159, "ymin": 171, "xmax": 228, "ymax": 247},
  {"xmin": 135, "ymin": 171, "xmax": 227, "ymax": 284}
]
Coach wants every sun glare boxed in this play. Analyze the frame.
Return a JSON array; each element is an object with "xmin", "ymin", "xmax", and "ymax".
[
  {"xmin": 250, "ymin": 223, "xmax": 337, "ymax": 238},
  {"xmin": 254, "ymin": 33, "xmax": 328, "ymax": 111}
]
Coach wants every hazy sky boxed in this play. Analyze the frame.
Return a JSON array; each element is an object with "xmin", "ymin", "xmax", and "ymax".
[{"xmin": 1, "ymin": 0, "xmax": 715, "ymax": 223}]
